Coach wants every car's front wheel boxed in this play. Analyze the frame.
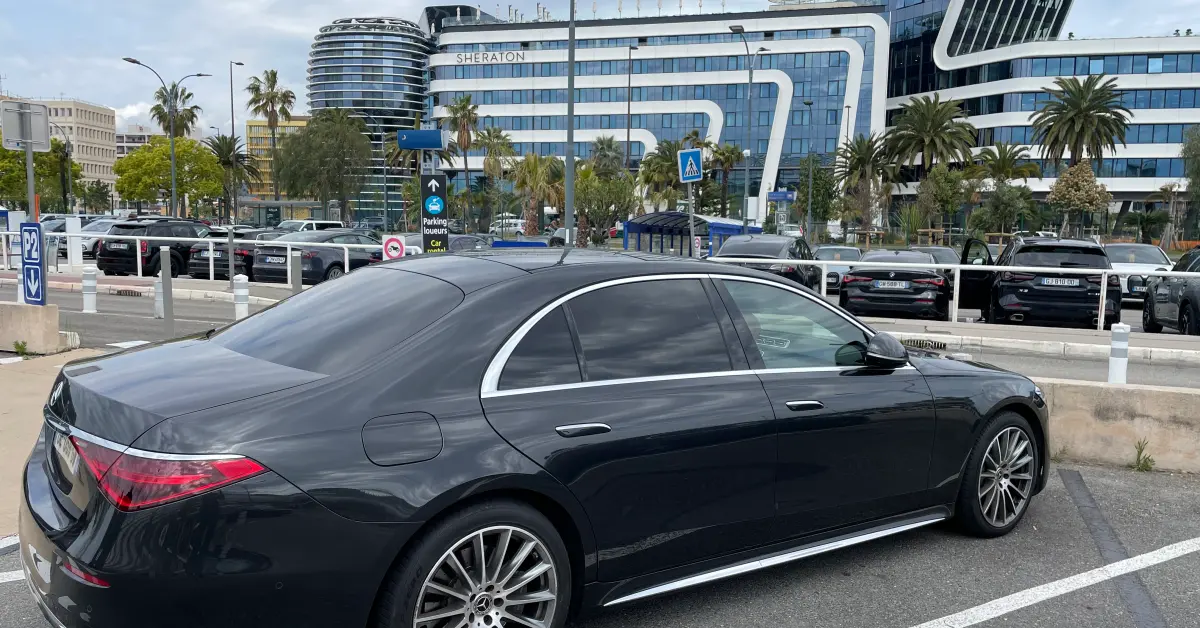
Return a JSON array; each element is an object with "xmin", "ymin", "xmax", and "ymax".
[
  {"xmin": 373, "ymin": 500, "xmax": 571, "ymax": 628},
  {"xmin": 955, "ymin": 412, "xmax": 1039, "ymax": 538},
  {"xmin": 1143, "ymin": 298, "xmax": 1163, "ymax": 333}
]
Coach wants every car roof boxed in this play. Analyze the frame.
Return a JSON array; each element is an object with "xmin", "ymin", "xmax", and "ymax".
[
  {"xmin": 724, "ymin": 234, "xmax": 793, "ymax": 242},
  {"xmin": 815, "ymin": 245, "xmax": 857, "ymax": 249},
  {"xmin": 911, "ymin": 246, "xmax": 955, "ymax": 251},
  {"xmin": 1016, "ymin": 237, "xmax": 1103, "ymax": 249}
]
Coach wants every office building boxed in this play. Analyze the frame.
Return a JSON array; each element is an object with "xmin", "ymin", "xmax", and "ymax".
[
  {"xmin": 0, "ymin": 98, "xmax": 118, "ymax": 209},
  {"xmin": 245, "ymin": 115, "xmax": 310, "ymax": 200},
  {"xmin": 115, "ymin": 123, "xmax": 162, "ymax": 159},
  {"xmin": 307, "ymin": 17, "xmax": 435, "ymax": 211}
]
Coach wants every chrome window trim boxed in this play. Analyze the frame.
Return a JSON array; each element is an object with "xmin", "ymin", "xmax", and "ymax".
[
  {"xmin": 45, "ymin": 415, "xmax": 242, "ymax": 462},
  {"xmin": 480, "ymin": 272, "xmax": 890, "ymax": 398}
]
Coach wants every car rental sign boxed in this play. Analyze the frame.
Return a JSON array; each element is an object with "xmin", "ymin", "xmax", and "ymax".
[{"xmin": 420, "ymin": 174, "xmax": 449, "ymax": 254}]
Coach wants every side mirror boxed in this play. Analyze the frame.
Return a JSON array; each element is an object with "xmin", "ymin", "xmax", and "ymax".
[
  {"xmin": 866, "ymin": 333, "xmax": 909, "ymax": 369},
  {"xmin": 972, "ymin": 258, "xmax": 985, "ymax": 265}
]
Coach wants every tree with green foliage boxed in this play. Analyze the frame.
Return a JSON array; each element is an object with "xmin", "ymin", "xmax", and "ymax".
[
  {"xmin": 150, "ymin": 83, "xmax": 203, "ymax": 138},
  {"xmin": 245, "ymin": 69, "xmax": 296, "ymax": 201},
  {"xmin": 81, "ymin": 180, "xmax": 112, "ymax": 212},
  {"xmin": 968, "ymin": 182, "xmax": 1034, "ymax": 234},
  {"xmin": 443, "ymin": 95, "xmax": 479, "ymax": 203},
  {"xmin": 474, "ymin": 126, "xmax": 515, "ymax": 232},
  {"xmin": 0, "ymin": 133, "xmax": 82, "ymax": 211},
  {"xmin": 575, "ymin": 165, "xmax": 639, "ymax": 246},
  {"xmin": 114, "ymin": 136, "xmax": 222, "ymax": 209},
  {"xmin": 512, "ymin": 153, "xmax": 561, "ymax": 236},
  {"xmin": 894, "ymin": 204, "xmax": 924, "ymax": 244},
  {"xmin": 1031, "ymin": 75, "xmax": 1131, "ymax": 167},
  {"xmin": 977, "ymin": 143, "xmax": 1042, "ymax": 184},
  {"xmin": 1046, "ymin": 160, "xmax": 1112, "ymax": 237},
  {"xmin": 709, "ymin": 143, "xmax": 743, "ymax": 217},
  {"xmin": 274, "ymin": 109, "xmax": 372, "ymax": 223},
  {"xmin": 204, "ymin": 134, "xmax": 261, "ymax": 222},
  {"xmin": 793, "ymin": 154, "xmax": 838, "ymax": 224},
  {"xmin": 637, "ymin": 139, "xmax": 684, "ymax": 212},
  {"xmin": 1130, "ymin": 209, "xmax": 1170, "ymax": 244},
  {"xmin": 589, "ymin": 135, "xmax": 625, "ymax": 178},
  {"xmin": 915, "ymin": 164, "xmax": 968, "ymax": 231},
  {"xmin": 1147, "ymin": 182, "xmax": 1184, "ymax": 250},
  {"xmin": 886, "ymin": 94, "xmax": 976, "ymax": 171},
  {"xmin": 1180, "ymin": 126, "xmax": 1200, "ymax": 239}
]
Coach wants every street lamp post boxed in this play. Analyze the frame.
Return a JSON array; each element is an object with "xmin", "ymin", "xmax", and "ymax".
[
  {"xmin": 229, "ymin": 61, "xmax": 244, "ymax": 226},
  {"xmin": 625, "ymin": 45, "xmax": 638, "ymax": 171},
  {"xmin": 563, "ymin": 0, "xmax": 578, "ymax": 248},
  {"xmin": 804, "ymin": 100, "xmax": 814, "ymax": 242},
  {"xmin": 123, "ymin": 58, "xmax": 209, "ymax": 217},
  {"xmin": 729, "ymin": 26, "xmax": 766, "ymax": 234},
  {"xmin": 48, "ymin": 121, "xmax": 73, "ymax": 212}
]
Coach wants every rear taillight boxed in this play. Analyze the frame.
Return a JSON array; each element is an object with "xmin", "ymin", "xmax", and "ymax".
[
  {"xmin": 190, "ymin": 245, "xmax": 202, "ymax": 252},
  {"xmin": 302, "ymin": 250, "xmax": 318, "ymax": 259},
  {"xmin": 842, "ymin": 274, "xmax": 871, "ymax": 284},
  {"xmin": 235, "ymin": 248, "xmax": 251, "ymax": 256},
  {"xmin": 1001, "ymin": 272, "xmax": 1035, "ymax": 282},
  {"xmin": 61, "ymin": 558, "xmax": 110, "ymax": 588},
  {"xmin": 139, "ymin": 240, "xmax": 148, "ymax": 254},
  {"xmin": 913, "ymin": 277, "xmax": 945, "ymax": 286},
  {"xmin": 71, "ymin": 436, "xmax": 266, "ymax": 512}
]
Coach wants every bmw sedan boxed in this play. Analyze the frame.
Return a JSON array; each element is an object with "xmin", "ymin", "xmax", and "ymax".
[
  {"xmin": 19, "ymin": 250, "xmax": 1048, "ymax": 628},
  {"xmin": 252, "ymin": 230, "xmax": 380, "ymax": 284},
  {"xmin": 839, "ymin": 250, "xmax": 951, "ymax": 320}
]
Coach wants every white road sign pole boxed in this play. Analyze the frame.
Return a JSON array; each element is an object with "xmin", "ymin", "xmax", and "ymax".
[{"xmin": 21, "ymin": 104, "xmax": 36, "ymax": 218}]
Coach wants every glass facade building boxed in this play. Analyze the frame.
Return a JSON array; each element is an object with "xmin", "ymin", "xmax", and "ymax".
[{"xmin": 307, "ymin": 17, "xmax": 434, "ymax": 212}]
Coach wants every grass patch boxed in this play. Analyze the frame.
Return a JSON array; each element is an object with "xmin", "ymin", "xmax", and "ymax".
[{"xmin": 1131, "ymin": 438, "xmax": 1156, "ymax": 472}]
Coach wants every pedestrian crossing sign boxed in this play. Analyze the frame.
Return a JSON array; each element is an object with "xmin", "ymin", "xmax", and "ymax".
[{"xmin": 677, "ymin": 148, "xmax": 704, "ymax": 184}]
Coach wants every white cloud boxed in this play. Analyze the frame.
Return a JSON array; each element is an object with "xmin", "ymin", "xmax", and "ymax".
[{"xmin": 115, "ymin": 102, "xmax": 154, "ymax": 128}]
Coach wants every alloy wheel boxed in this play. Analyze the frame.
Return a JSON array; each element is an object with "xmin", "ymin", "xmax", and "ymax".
[
  {"xmin": 1143, "ymin": 300, "xmax": 1152, "ymax": 328},
  {"xmin": 977, "ymin": 426, "xmax": 1035, "ymax": 528},
  {"xmin": 414, "ymin": 525, "xmax": 558, "ymax": 628},
  {"xmin": 328, "ymin": 267, "xmax": 344, "ymax": 280}
]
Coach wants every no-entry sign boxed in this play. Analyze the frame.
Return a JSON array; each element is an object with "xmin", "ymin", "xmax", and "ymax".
[{"xmin": 382, "ymin": 235, "xmax": 407, "ymax": 260}]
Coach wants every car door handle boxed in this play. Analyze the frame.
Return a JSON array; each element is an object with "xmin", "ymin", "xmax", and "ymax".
[
  {"xmin": 785, "ymin": 401, "xmax": 824, "ymax": 412},
  {"xmin": 555, "ymin": 423, "xmax": 611, "ymax": 438}
]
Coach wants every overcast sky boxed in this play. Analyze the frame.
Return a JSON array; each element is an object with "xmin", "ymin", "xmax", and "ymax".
[{"xmin": 2, "ymin": 0, "xmax": 1196, "ymax": 135}]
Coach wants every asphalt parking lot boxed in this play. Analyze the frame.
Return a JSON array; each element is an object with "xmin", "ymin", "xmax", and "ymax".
[{"xmin": 1, "ymin": 463, "xmax": 1197, "ymax": 628}]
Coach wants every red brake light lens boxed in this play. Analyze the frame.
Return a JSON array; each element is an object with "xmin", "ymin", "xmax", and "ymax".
[
  {"xmin": 235, "ymin": 248, "xmax": 251, "ymax": 256},
  {"xmin": 71, "ymin": 436, "xmax": 266, "ymax": 512},
  {"xmin": 301, "ymin": 250, "xmax": 318, "ymax": 259},
  {"xmin": 61, "ymin": 558, "xmax": 110, "ymax": 588},
  {"xmin": 913, "ymin": 277, "xmax": 944, "ymax": 286},
  {"xmin": 139, "ymin": 240, "xmax": 148, "ymax": 254},
  {"xmin": 842, "ymin": 274, "xmax": 872, "ymax": 283},
  {"xmin": 1001, "ymin": 272, "xmax": 1035, "ymax": 282}
]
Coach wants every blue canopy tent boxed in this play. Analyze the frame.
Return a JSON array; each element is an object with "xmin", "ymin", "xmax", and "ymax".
[{"xmin": 623, "ymin": 212, "xmax": 762, "ymax": 256}]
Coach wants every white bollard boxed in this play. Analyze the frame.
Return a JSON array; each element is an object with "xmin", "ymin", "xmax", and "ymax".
[
  {"xmin": 154, "ymin": 275, "xmax": 164, "ymax": 319},
  {"xmin": 233, "ymin": 274, "xmax": 249, "ymax": 320},
  {"xmin": 81, "ymin": 266, "xmax": 98, "ymax": 314},
  {"xmin": 1108, "ymin": 322, "xmax": 1130, "ymax": 384}
]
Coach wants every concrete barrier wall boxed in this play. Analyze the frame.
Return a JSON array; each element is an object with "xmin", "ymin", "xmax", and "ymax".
[
  {"xmin": 0, "ymin": 302, "xmax": 62, "ymax": 355},
  {"xmin": 1035, "ymin": 377, "xmax": 1200, "ymax": 473}
]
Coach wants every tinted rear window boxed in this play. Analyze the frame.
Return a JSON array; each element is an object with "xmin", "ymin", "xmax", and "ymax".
[
  {"xmin": 717, "ymin": 239, "xmax": 788, "ymax": 257},
  {"xmin": 815, "ymin": 248, "xmax": 860, "ymax": 261},
  {"xmin": 861, "ymin": 251, "xmax": 933, "ymax": 264},
  {"xmin": 110, "ymin": 225, "xmax": 148, "ymax": 236},
  {"xmin": 275, "ymin": 231, "xmax": 335, "ymax": 243},
  {"xmin": 1105, "ymin": 245, "xmax": 1169, "ymax": 265},
  {"xmin": 256, "ymin": 232, "xmax": 283, "ymax": 241},
  {"xmin": 912, "ymin": 248, "xmax": 959, "ymax": 264},
  {"xmin": 211, "ymin": 268, "xmax": 464, "ymax": 374},
  {"xmin": 1014, "ymin": 246, "xmax": 1109, "ymax": 268},
  {"xmin": 500, "ymin": 306, "xmax": 581, "ymax": 390}
]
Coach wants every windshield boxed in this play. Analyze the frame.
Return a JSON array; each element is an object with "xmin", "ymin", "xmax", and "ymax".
[
  {"xmin": 1015, "ymin": 246, "xmax": 1110, "ymax": 268},
  {"xmin": 1105, "ymin": 245, "xmax": 1169, "ymax": 265},
  {"xmin": 82, "ymin": 221, "xmax": 115, "ymax": 233},
  {"xmin": 109, "ymin": 224, "xmax": 146, "ymax": 236},
  {"xmin": 913, "ymin": 248, "xmax": 959, "ymax": 264},
  {"xmin": 861, "ymin": 251, "xmax": 934, "ymax": 264},
  {"xmin": 274, "ymin": 231, "xmax": 334, "ymax": 243},
  {"xmin": 814, "ymin": 248, "xmax": 860, "ymax": 261},
  {"xmin": 256, "ymin": 232, "xmax": 283, "ymax": 241},
  {"xmin": 276, "ymin": 220, "xmax": 304, "ymax": 231},
  {"xmin": 717, "ymin": 239, "xmax": 788, "ymax": 257},
  {"xmin": 42, "ymin": 220, "xmax": 65, "ymax": 231}
]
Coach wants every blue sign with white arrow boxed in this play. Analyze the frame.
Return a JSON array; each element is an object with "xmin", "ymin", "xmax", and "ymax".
[
  {"xmin": 677, "ymin": 148, "xmax": 704, "ymax": 184},
  {"xmin": 20, "ymin": 222, "xmax": 45, "ymax": 306}
]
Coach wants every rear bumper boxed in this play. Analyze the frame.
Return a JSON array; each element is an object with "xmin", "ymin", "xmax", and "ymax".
[
  {"xmin": 996, "ymin": 291, "xmax": 1120, "ymax": 324},
  {"xmin": 19, "ymin": 430, "xmax": 411, "ymax": 628},
  {"xmin": 187, "ymin": 257, "xmax": 248, "ymax": 278},
  {"xmin": 840, "ymin": 292, "xmax": 943, "ymax": 318},
  {"xmin": 95, "ymin": 255, "xmax": 143, "ymax": 275}
]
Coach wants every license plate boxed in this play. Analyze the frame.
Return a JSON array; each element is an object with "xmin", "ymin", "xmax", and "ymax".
[
  {"xmin": 874, "ymin": 280, "xmax": 909, "ymax": 289},
  {"xmin": 1132, "ymin": 286, "xmax": 1147, "ymax": 293},
  {"xmin": 1042, "ymin": 277, "xmax": 1079, "ymax": 287},
  {"xmin": 198, "ymin": 251, "xmax": 222, "ymax": 258},
  {"xmin": 108, "ymin": 243, "xmax": 128, "ymax": 250},
  {"xmin": 826, "ymin": 277, "xmax": 838, "ymax": 283},
  {"xmin": 53, "ymin": 431, "xmax": 79, "ymax": 476},
  {"xmin": 265, "ymin": 256, "xmax": 285, "ymax": 264}
]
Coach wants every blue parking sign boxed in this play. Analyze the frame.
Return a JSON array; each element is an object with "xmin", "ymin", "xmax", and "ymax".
[
  {"xmin": 21, "ymin": 222, "xmax": 42, "ymax": 265},
  {"xmin": 23, "ymin": 264, "xmax": 45, "ymax": 305},
  {"xmin": 677, "ymin": 148, "xmax": 704, "ymax": 184}
]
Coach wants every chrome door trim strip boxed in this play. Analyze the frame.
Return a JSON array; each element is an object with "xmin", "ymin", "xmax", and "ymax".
[
  {"xmin": 481, "ymin": 370, "xmax": 760, "ymax": 399},
  {"xmin": 45, "ymin": 416, "xmax": 240, "ymax": 462},
  {"xmin": 603, "ymin": 514, "xmax": 945, "ymax": 607}
]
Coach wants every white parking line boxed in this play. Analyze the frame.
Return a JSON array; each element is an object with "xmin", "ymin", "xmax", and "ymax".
[
  {"xmin": 0, "ymin": 571, "xmax": 22, "ymax": 584},
  {"xmin": 909, "ymin": 536, "xmax": 1200, "ymax": 627},
  {"xmin": 0, "ymin": 536, "xmax": 16, "ymax": 550}
]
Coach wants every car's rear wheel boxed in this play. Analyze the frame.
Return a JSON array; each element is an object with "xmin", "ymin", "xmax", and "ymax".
[
  {"xmin": 324, "ymin": 264, "xmax": 344, "ymax": 281},
  {"xmin": 1180, "ymin": 304, "xmax": 1198, "ymax": 335},
  {"xmin": 1143, "ymin": 298, "xmax": 1162, "ymax": 333},
  {"xmin": 955, "ymin": 412, "xmax": 1039, "ymax": 538},
  {"xmin": 372, "ymin": 500, "xmax": 571, "ymax": 628}
]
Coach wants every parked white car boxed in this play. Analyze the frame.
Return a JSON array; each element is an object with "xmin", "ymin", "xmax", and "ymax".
[
  {"xmin": 276, "ymin": 220, "xmax": 344, "ymax": 232},
  {"xmin": 78, "ymin": 219, "xmax": 121, "ymax": 258},
  {"xmin": 488, "ymin": 218, "xmax": 525, "ymax": 236},
  {"xmin": 1104, "ymin": 243, "xmax": 1172, "ymax": 301}
]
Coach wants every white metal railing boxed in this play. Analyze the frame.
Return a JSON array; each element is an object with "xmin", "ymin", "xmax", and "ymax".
[
  {"xmin": 2, "ymin": 231, "xmax": 386, "ymax": 286},
  {"xmin": 707, "ymin": 256, "xmax": 1200, "ymax": 331}
]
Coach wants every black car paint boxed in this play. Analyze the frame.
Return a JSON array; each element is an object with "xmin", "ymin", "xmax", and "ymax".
[
  {"xmin": 715, "ymin": 234, "xmax": 822, "ymax": 289},
  {"xmin": 186, "ymin": 229, "xmax": 282, "ymax": 280},
  {"xmin": 252, "ymin": 231, "xmax": 379, "ymax": 284},
  {"xmin": 20, "ymin": 251, "xmax": 1047, "ymax": 627},
  {"xmin": 95, "ymin": 221, "xmax": 203, "ymax": 276},
  {"xmin": 838, "ymin": 252, "xmax": 951, "ymax": 319},
  {"xmin": 1145, "ymin": 248, "xmax": 1200, "ymax": 333}
]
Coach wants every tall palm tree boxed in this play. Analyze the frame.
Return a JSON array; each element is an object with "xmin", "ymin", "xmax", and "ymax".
[
  {"xmin": 443, "ymin": 95, "xmax": 479, "ymax": 190},
  {"xmin": 834, "ymin": 133, "xmax": 894, "ymax": 190},
  {"xmin": 710, "ymin": 143, "xmax": 743, "ymax": 218},
  {"xmin": 203, "ymin": 134, "xmax": 261, "ymax": 222},
  {"xmin": 245, "ymin": 69, "xmax": 296, "ymax": 201},
  {"xmin": 513, "ymin": 153, "xmax": 558, "ymax": 236},
  {"xmin": 683, "ymin": 129, "xmax": 714, "ymax": 153},
  {"xmin": 887, "ymin": 94, "xmax": 976, "ymax": 171},
  {"xmin": 637, "ymin": 140, "xmax": 684, "ymax": 212},
  {"xmin": 978, "ymin": 143, "xmax": 1043, "ymax": 184},
  {"xmin": 589, "ymin": 135, "xmax": 625, "ymax": 177},
  {"xmin": 1031, "ymin": 74, "xmax": 1131, "ymax": 167},
  {"xmin": 475, "ymin": 126, "xmax": 515, "ymax": 232},
  {"xmin": 150, "ymin": 83, "xmax": 202, "ymax": 137},
  {"xmin": 1148, "ymin": 182, "xmax": 1183, "ymax": 249}
]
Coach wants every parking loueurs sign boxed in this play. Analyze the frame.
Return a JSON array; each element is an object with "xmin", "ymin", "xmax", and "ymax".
[{"xmin": 421, "ymin": 174, "xmax": 449, "ymax": 254}]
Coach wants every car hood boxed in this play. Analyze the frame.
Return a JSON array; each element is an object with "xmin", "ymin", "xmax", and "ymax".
[
  {"xmin": 53, "ymin": 339, "xmax": 326, "ymax": 445},
  {"xmin": 1110, "ymin": 262, "xmax": 1168, "ymax": 275}
]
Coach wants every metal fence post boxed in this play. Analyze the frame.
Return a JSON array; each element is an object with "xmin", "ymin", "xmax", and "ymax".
[
  {"xmin": 208, "ymin": 241, "xmax": 215, "ymax": 281},
  {"xmin": 154, "ymin": 275, "xmax": 164, "ymax": 319},
  {"xmin": 1108, "ymin": 323, "xmax": 1130, "ymax": 384},
  {"xmin": 160, "ymin": 246, "xmax": 174, "ymax": 338},
  {"xmin": 290, "ymin": 250, "xmax": 303, "ymax": 295},
  {"xmin": 135, "ymin": 238, "xmax": 143, "ymax": 277},
  {"xmin": 1097, "ymin": 270, "xmax": 1109, "ymax": 331},
  {"xmin": 343, "ymin": 246, "xmax": 350, "ymax": 273},
  {"xmin": 81, "ymin": 266, "xmax": 97, "ymax": 314},
  {"xmin": 285, "ymin": 243, "xmax": 293, "ymax": 285},
  {"xmin": 951, "ymin": 267, "xmax": 961, "ymax": 323},
  {"xmin": 233, "ymin": 274, "xmax": 249, "ymax": 320},
  {"xmin": 1, "ymin": 234, "xmax": 8, "ymax": 271},
  {"xmin": 819, "ymin": 261, "xmax": 828, "ymax": 298}
]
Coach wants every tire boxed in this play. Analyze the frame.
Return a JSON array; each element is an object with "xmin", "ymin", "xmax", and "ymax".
[
  {"xmin": 1181, "ymin": 304, "xmax": 1198, "ymax": 336},
  {"xmin": 324, "ymin": 264, "xmax": 344, "ymax": 281},
  {"xmin": 955, "ymin": 411, "xmax": 1040, "ymax": 538},
  {"xmin": 988, "ymin": 300, "xmax": 1005, "ymax": 325},
  {"xmin": 1143, "ymin": 298, "xmax": 1163, "ymax": 333},
  {"xmin": 371, "ymin": 500, "xmax": 572, "ymax": 628}
]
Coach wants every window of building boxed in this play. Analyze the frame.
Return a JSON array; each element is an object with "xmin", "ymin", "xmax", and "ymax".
[
  {"xmin": 825, "ymin": 137, "xmax": 837, "ymax": 153},
  {"xmin": 826, "ymin": 110, "xmax": 839, "ymax": 125},
  {"xmin": 1133, "ymin": 55, "xmax": 1149, "ymax": 73},
  {"xmin": 1089, "ymin": 58, "xmax": 1104, "ymax": 74},
  {"xmin": 758, "ymin": 139, "xmax": 769, "ymax": 154},
  {"xmin": 567, "ymin": 280, "xmax": 730, "ymax": 381},
  {"xmin": 1149, "ymin": 57, "xmax": 1164, "ymax": 74},
  {"xmin": 791, "ymin": 110, "xmax": 810, "ymax": 125},
  {"xmin": 757, "ymin": 111, "xmax": 771, "ymax": 126}
]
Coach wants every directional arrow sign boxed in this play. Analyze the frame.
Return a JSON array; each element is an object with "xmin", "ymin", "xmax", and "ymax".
[
  {"xmin": 23, "ymin": 264, "xmax": 44, "ymax": 305},
  {"xmin": 427, "ymin": 179, "xmax": 440, "ymax": 192}
]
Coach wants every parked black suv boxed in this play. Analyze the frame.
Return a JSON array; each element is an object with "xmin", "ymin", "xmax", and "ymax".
[
  {"xmin": 96, "ymin": 220, "xmax": 208, "ymax": 277},
  {"xmin": 1142, "ymin": 248, "xmax": 1200, "ymax": 335},
  {"xmin": 714, "ymin": 234, "xmax": 822, "ymax": 289},
  {"xmin": 959, "ymin": 237, "xmax": 1120, "ymax": 329}
]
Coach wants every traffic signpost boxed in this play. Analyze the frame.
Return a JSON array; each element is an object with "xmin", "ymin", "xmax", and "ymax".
[
  {"xmin": 420, "ymin": 174, "xmax": 449, "ymax": 254},
  {"xmin": 20, "ymin": 222, "xmax": 45, "ymax": 306},
  {"xmin": 382, "ymin": 234, "xmax": 407, "ymax": 260},
  {"xmin": 677, "ymin": 148, "xmax": 704, "ymax": 257}
]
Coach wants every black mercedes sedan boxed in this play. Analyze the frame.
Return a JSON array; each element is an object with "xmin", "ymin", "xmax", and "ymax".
[
  {"xmin": 19, "ymin": 250, "xmax": 1047, "ymax": 628},
  {"xmin": 714, "ymin": 234, "xmax": 822, "ymax": 289},
  {"xmin": 839, "ymin": 249, "xmax": 951, "ymax": 320}
]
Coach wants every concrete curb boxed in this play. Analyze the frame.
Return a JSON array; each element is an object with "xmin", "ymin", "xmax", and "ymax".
[
  {"xmin": 1, "ymin": 277, "xmax": 281, "ymax": 306},
  {"xmin": 891, "ymin": 331, "xmax": 1200, "ymax": 366}
]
